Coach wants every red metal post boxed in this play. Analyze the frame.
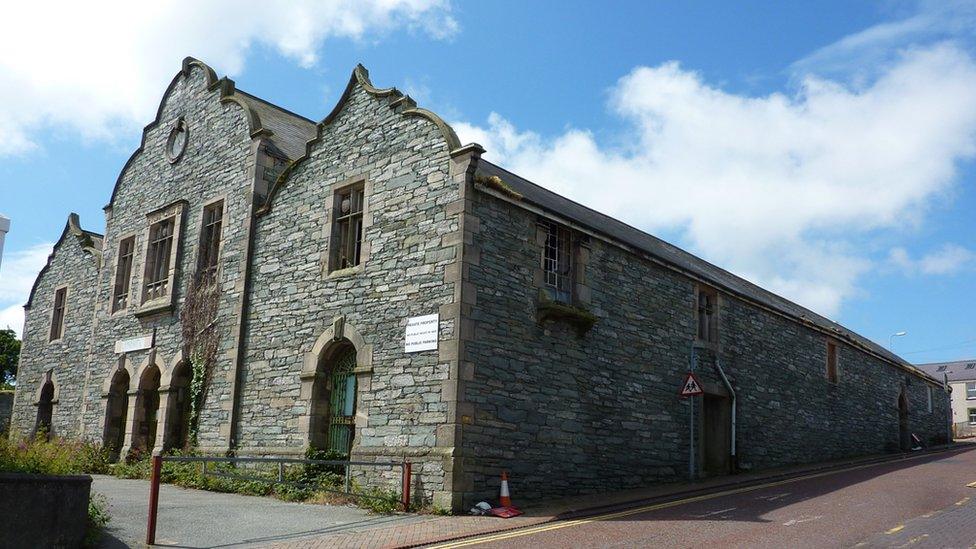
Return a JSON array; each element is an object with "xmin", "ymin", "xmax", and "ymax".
[
  {"xmin": 146, "ymin": 453, "xmax": 162, "ymax": 545},
  {"xmin": 401, "ymin": 461, "xmax": 412, "ymax": 512}
]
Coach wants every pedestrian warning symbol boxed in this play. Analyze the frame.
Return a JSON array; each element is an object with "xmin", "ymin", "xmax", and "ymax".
[{"xmin": 679, "ymin": 372, "xmax": 704, "ymax": 397}]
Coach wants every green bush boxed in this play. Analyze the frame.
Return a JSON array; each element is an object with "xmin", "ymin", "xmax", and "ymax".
[
  {"xmin": 109, "ymin": 450, "xmax": 403, "ymax": 514},
  {"xmin": 84, "ymin": 492, "xmax": 110, "ymax": 547},
  {"xmin": 0, "ymin": 434, "xmax": 109, "ymax": 475}
]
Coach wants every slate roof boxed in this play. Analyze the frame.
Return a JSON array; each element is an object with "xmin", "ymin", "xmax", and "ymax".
[
  {"xmin": 476, "ymin": 160, "xmax": 927, "ymax": 378},
  {"xmin": 916, "ymin": 359, "xmax": 976, "ymax": 382},
  {"xmin": 236, "ymin": 91, "xmax": 317, "ymax": 160}
]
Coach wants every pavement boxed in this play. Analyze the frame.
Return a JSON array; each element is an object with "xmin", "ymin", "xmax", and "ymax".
[
  {"xmin": 91, "ymin": 475, "xmax": 429, "ymax": 548},
  {"xmin": 94, "ymin": 443, "xmax": 976, "ymax": 548}
]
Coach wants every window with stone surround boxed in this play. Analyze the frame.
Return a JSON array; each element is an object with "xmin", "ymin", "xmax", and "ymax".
[
  {"xmin": 49, "ymin": 286, "xmax": 67, "ymax": 341},
  {"xmin": 112, "ymin": 236, "xmax": 135, "ymax": 312},
  {"xmin": 696, "ymin": 285, "xmax": 719, "ymax": 344},
  {"xmin": 970, "ymin": 408, "xmax": 976, "ymax": 424},
  {"xmin": 331, "ymin": 184, "xmax": 365, "ymax": 271},
  {"xmin": 967, "ymin": 382, "xmax": 976, "ymax": 400},
  {"xmin": 539, "ymin": 219, "xmax": 573, "ymax": 304},
  {"xmin": 197, "ymin": 200, "xmax": 224, "ymax": 280},
  {"xmin": 144, "ymin": 217, "xmax": 175, "ymax": 301},
  {"xmin": 826, "ymin": 341, "xmax": 839, "ymax": 384}
]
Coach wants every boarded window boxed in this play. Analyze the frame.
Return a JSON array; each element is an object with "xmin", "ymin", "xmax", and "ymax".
[
  {"xmin": 198, "ymin": 200, "xmax": 223, "ymax": 279},
  {"xmin": 112, "ymin": 237, "xmax": 135, "ymax": 312},
  {"xmin": 332, "ymin": 185, "xmax": 364, "ymax": 270},
  {"xmin": 49, "ymin": 287, "xmax": 66, "ymax": 341},
  {"xmin": 144, "ymin": 217, "xmax": 175, "ymax": 301},
  {"xmin": 540, "ymin": 219, "xmax": 573, "ymax": 303},
  {"xmin": 826, "ymin": 341, "xmax": 838, "ymax": 383},
  {"xmin": 697, "ymin": 286, "xmax": 718, "ymax": 343}
]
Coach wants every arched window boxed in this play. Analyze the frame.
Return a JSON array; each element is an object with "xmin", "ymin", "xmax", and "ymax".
[
  {"xmin": 33, "ymin": 380, "xmax": 55, "ymax": 439},
  {"xmin": 132, "ymin": 365, "xmax": 161, "ymax": 454},
  {"xmin": 103, "ymin": 368, "xmax": 130, "ymax": 460},
  {"xmin": 310, "ymin": 343, "xmax": 358, "ymax": 455},
  {"xmin": 164, "ymin": 361, "xmax": 192, "ymax": 451}
]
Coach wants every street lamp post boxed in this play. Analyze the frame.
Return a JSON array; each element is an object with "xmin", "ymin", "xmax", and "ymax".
[
  {"xmin": 0, "ymin": 214, "xmax": 9, "ymax": 271},
  {"xmin": 889, "ymin": 330, "xmax": 907, "ymax": 351}
]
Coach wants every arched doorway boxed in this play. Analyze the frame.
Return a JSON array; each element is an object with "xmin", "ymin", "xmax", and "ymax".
[
  {"xmin": 132, "ymin": 365, "xmax": 161, "ymax": 453},
  {"xmin": 309, "ymin": 342, "xmax": 358, "ymax": 455},
  {"xmin": 898, "ymin": 387, "xmax": 910, "ymax": 451},
  {"xmin": 33, "ymin": 379, "xmax": 55, "ymax": 439},
  {"xmin": 164, "ymin": 361, "xmax": 193, "ymax": 451},
  {"xmin": 103, "ymin": 368, "xmax": 130, "ymax": 460}
]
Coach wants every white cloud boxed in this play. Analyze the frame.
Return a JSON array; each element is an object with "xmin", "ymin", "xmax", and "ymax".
[
  {"xmin": 889, "ymin": 244, "xmax": 975, "ymax": 275},
  {"xmin": 0, "ymin": 242, "xmax": 55, "ymax": 336},
  {"xmin": 454, "ymin": 43, "xmax": 976, "ymax": 317},
  {"xmin": 0, "ymin": 0, "xmax": 457, "ymax": 156},
  {"xmin": 792, "ymin": 0, "xmax": 976, "ymax": 80}
]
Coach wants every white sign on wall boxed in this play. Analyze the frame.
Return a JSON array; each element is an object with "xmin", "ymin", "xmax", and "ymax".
[
  {"xmin": 114, "ymin": 334, "xmax": 154, "ymax": 354},
  {"xmin": 405, "ymin": 314, "xmax": 439, "ymax": 353}
]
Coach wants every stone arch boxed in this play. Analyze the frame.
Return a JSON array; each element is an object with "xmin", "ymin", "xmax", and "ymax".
[
  {"xmin": 127, "ymin": 354, "xmax": 162, "ymax": 455},
  {"xmin": 898, "ymin": 385, "xmax": 911, "ymax": 451},
  {"xmin": 162, "ymin": 356, "xmax": 193, "ymax": 451},
  {"xmin": 101, "ymin": 358, "xmax": 132, "ymax": 460},
  {"xmin": 32, "ymin": 370, "xmax": 58, "ymax": 439},
  {"xmin": 300, "ymin": 317, "xmax": 373, "ymax": 454}
]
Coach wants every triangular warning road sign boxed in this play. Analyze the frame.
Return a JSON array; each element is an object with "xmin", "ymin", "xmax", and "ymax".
[{"xmin": 679, "ymin": 372, "xmax": 704, "ymax": 397}]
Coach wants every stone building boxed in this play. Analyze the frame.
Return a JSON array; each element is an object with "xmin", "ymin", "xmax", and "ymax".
[{"xmin": 11, "ymin": 57, "xmax": 950, "ymax": 510}]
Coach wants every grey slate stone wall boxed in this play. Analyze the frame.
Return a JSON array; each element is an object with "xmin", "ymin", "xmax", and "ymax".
[
  {"xmin": 458, "ymin": 186, "xmax": 950, "ymax": 506},
  {"xmin": 11, "ymin": 229, "xmax": 100, "ymax": 439},
  {"xmin": 85, "ymin": 63, "xmax": 257, "ymax": 452},
  {"xmin": 241, "ymin": 81, "xmax": 461, "ymax": 504}
]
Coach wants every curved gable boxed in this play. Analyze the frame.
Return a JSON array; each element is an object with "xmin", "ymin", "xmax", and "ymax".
[
  {"xmin": 105, "ymin": 57, "xmax": 272, "ymax": 210},
  {"xmin": 24, "ymin": 213, "xmax": 102, "ymax": 309},
  {"xmin": 257, "ymin": 64, "xmax": 465, "ymax": 216}
]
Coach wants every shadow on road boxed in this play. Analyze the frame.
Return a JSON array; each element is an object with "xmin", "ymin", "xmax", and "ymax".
[{"xmin": 561, "ymin": 446, "xmax": 976, "ymax": 525}]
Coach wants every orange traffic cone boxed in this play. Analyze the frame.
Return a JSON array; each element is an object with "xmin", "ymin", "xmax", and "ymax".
[{"xmin": 499, "ymin": 471, "xmax": 512, "ymax": 507}]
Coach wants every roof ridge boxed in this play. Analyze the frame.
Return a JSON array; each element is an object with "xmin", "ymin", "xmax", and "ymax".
[{"xmin": 234, "ymin": 89, "xmax": 317, "ymax": 125}]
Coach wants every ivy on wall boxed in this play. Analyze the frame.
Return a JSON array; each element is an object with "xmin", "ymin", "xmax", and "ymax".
[{"xmin": 180, "ymin": 276, "xmax": 220, "ymax": 448}]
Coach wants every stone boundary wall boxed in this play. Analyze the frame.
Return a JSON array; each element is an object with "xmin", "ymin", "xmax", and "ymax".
[{"xmin": 0, "ymin": 473, "xmax": 92, "ymax": 548}]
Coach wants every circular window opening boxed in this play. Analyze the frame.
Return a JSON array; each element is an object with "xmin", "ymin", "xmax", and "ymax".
[{"xmin": 166, "ymin": 118, "xmax": 188, "ymax": 163}]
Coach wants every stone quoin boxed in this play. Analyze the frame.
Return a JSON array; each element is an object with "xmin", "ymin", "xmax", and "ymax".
[{"xmin": 11, "ymin": 57, "xmax": 950, "ymax": 511}]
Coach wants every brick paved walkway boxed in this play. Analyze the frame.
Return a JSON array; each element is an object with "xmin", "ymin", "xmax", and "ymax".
[{"xmin": 269, "ymin": 514, "xmax": 553, "ymax": 549}]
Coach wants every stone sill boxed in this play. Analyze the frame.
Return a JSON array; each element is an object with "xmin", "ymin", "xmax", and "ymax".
[
  {"xmin": 135, "ymin": 299, "xmax": 174, "ymax": 318},
  {"xmin": 327, "ymin": 265, "xmax": 363, "ymax": 280}
]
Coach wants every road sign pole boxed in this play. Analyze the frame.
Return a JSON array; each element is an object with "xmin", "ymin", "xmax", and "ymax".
[{"xmin": 689, "ymin": 395, "xmax": 695, "ymax": 480}]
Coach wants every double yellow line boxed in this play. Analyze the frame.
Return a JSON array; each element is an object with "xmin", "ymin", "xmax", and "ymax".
[{"xmin": 427, "ymin": 448, "xmax": 970, "ymax": 548}]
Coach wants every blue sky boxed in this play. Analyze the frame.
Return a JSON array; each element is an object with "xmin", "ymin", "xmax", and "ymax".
[{"xmin": 0, "ymin": 0, "xmax": 974, "ymax": 363}]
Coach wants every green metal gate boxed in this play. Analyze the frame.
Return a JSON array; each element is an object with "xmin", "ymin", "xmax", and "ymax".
[{"xmin": 327, "ymin": 348, "xmax": 357, "ymax": 455}]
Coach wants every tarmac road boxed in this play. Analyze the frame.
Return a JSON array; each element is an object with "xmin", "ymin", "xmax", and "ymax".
[{"xmin": 433, "ymin": 446, "xmax": 976, "ymax": 549}]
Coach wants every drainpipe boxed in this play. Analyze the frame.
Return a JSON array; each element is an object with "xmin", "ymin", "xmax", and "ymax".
[
  {"xmin": 689, "ymin": 341, "xmax": 696, "ymax": 480},
  {"xmin": 715, "ymin": 358, "xmax": 737, "ymax": 467}
]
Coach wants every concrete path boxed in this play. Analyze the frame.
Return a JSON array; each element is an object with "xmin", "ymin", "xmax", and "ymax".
[{"xmin": 91, "ymin": 475, "xmax": 428, "ymax": 548}]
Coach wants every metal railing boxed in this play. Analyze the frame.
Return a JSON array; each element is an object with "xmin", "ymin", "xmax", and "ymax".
[{"xmin": 145, "ymin": 453, "xmax": 413, "ymax": 545}]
